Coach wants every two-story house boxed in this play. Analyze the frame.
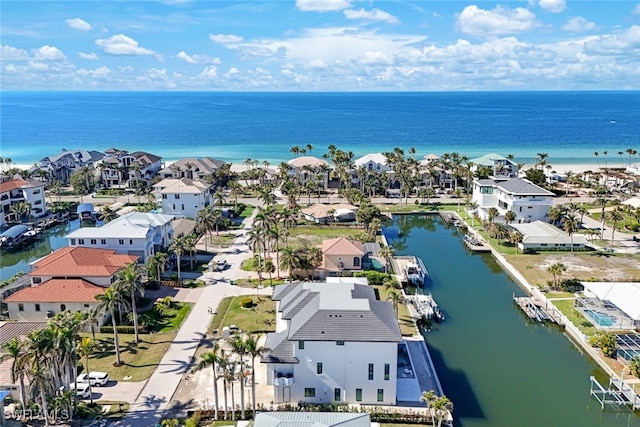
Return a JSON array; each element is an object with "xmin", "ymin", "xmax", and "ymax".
[
  {"xmin": 0, "ymin": 176, "xmax": 47, "ymax": 227},
  {"xmin": 318, "ymin": 237, "xmax": 365, "ymax": 278},
  {"xmin": 354, "ymin": 153, "xmax": 392, "ymax": 173},
  {"xmin": 65, "ymin": 212, "xmax": 175, "ymax": 263},
  {"xmin": 469, "ymin": 153, "xmax": 518, "ymax": 178},
  {"xmin": 472, "ymin": 177, "xmax": 554, "ymax": 223},
  {"xmin": 4, "ymin": 247, "xmax": 138, "ymax": 321},
  {"xmin": 154, "ymin": 177, "xmax": 212, "ymax": 219},
  {"xmin": 34, "ymin": 149, "xmax": 104, "ymax": 184},
  {"xmin": 287, "ymin": 156, "xmax": 330, "ymax": 188},
  {"xmin": 158, "ymin": 157, "xmax": 226, "ymax": 180},
  {"xmin": 262, "ymin": 278, "xmax": 402, "ymax": 405},
  {"xmin": 100, "ymin": 148, "xmax": 163, "ymax": 188}
]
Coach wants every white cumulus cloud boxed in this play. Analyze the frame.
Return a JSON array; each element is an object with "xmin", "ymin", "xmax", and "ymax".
[
  {"xmin": 583, "ymin": 25, "xmax": 640, "ymax": 56},
  {"xmin": 95, "ymin": 34, "xmax": 156, "ymax": 56},
  {"xmin": 78, "ymin": 52, "xmax": 98, "ymax": 60},
  {"xmin": 296, "ymin": 0, "xmax": 351, "ymax": 12},
  {"xmin": 32, "ymin": 45, "xmax": 67, "ymax": 61},
  {"xmin": 77, "ymin": 66, "xmax": 111, "ymax": 78},
  {"xmin": 343, "ymin": 8, "xmax": 400, "ymax": 24},
  {"xmin": 1, "ymin": 45, "xmax": 29, "ymax": 61},
  {"xmin": 66, "ymin": 18, "xmax": 92, "ymax": 31},
  {"xmin": 209, "ymin": 34, "xmax": 244, "ymax": 45},
  {"xmin": 199, "ymin": 65, "xmax": 218, "ymax": 79},
  {"xmin": 176, "ymin": 51, "xmax": 220, "ymax": 64},
  {"xmin": 456, "ymin": 5, "xmax": 539, "ymax": 37},
  {"xmin": 539, "ymin": 0, "xmax": 566, "ymax": 13},
  {"xmin": 562, "ymin": 17, "xmax": 597, "ymax": 32}
]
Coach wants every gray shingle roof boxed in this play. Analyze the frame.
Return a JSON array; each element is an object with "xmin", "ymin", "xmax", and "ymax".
[
  {"xmin": 262, "ymin": 331, "xmax": 298, "ymax": 364},
  {"xmin": 254, "ymin": 412, "xmax": 371, "ymax": 427},
  {"xmin": 476, "ymin": 178, "xmax": 553, "ymax": 196}
]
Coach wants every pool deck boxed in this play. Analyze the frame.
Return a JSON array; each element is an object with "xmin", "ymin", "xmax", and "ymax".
[{"xmin": 397, "ymin": 337, "xmax": 444, "ymax": 405}]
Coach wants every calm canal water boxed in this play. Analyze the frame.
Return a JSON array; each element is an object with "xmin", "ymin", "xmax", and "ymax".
[
  {"xmin": 383, "ymin": 214, "xmax": 640, "ymax": 427},
  {"xmin": 0, "ymin": 219, "xmax": 80, "ymax": 281}
]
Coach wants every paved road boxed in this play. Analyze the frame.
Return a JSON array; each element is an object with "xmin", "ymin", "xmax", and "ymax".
[{"xmin": 112, "ymin": 213, "xmax": 272, "ymax": 427}]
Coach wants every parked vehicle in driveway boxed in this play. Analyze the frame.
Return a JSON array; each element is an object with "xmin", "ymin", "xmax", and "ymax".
[
  {"xmin": 77, "ymin": 371, "xmax": 110, "ymax": 386},
  {"xmin": 66, "ymin": 382, "xmax": 91, "ymax": 399}
]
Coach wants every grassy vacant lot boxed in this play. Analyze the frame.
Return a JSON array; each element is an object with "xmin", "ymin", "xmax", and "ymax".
[
  {"xmin": 288, "ymin": 225, "xmax": 364, "ymax": 246},
  {"xmin": 549, "ymin": 299, "xmax": 598, "ymax": 336},
  {"xmin": 83, "ymin": 332, "xmax": 176, "ymax": 382},
  {"xmin": 504, "ymin": 252, "xmax": 640, "ymax": 287},
  {"xmin": 211, "ymin": 295, "xmax": 276, "ymax": 334}
]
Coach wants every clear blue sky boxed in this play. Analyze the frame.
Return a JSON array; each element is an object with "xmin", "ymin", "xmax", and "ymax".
[{"xmin": 2, "ymin": 1, "xmax": 639, "ymax": 91}]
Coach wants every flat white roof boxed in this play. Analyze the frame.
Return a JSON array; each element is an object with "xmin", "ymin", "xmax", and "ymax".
[
  {"xmin": 582, "ymin": 282, "xmax": 640, "ymax": 320},
  {"xmin": 511, "ymin": 220, "xmax": 587, "ymax": 245}
]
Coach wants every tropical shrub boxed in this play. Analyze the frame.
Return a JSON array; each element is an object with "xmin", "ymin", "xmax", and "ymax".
[{"xmin": 629, "ymin": 356, "xmax": 640, "ymax": 377}]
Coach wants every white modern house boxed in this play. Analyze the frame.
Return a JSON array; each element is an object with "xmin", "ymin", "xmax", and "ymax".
[
  {"xmin": 287, "ymin": 156, "xmax": 330, "ymax": 188},
  {"xmin": 469, "ymin": 153, "xmax": 518, "ymax": 178},
  {"xmin": 510, "ymin": 221, "xmax": 588, "ymax": 252},
  {"xmin": 354, "ymin": 153, "xmax": 392, "ymax": 173},
  {"xmin": 154, "ymin": 177, "xmax": 213, "ymax": 219},
  {"xmin": 262, "ymin": 278, "xmax": 402, "ymax": 405},
  {"xmin": 472, "ymin": 177, "xmax": 554, "ymax": 223},
  {"xmin": 65, "ymin": 212, "xmax": 175, "ymax": 262},
  {"xmin": 0, "ymin": 176, "xmax": 47, "ymax": 227}
]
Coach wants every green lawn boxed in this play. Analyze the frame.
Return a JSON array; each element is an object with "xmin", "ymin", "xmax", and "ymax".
[
  {"xmin": 207, "ymin": 233, "xmax": 237, "ymax": 248},
  {"xmin": 83, "ymin": 332, "xmax": 176, "ymax": 382},
  {"xmin": 376, "ymin": 285, "xmax": 416, "ymax": 336},
  {"xmin": 211, "ymin": 295, "xmax": 276, "ymax": 334},
  {"xmin": 550, "ymin": 298, "xmax": 598, "ymax": 336}
]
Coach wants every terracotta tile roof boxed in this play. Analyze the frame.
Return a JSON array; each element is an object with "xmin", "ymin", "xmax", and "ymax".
[
  {"xmin": 29, "ymin": 247, "xmax": 138, "ymax": 277},
  {"xmin": 4, "ymin": 279, "xmax": 106, "ymax": 303},
  {"xmin": 0, "ymin": 178, "xmax": 29, "ymax": 193},
  {"xmin": 321, "ymin": 237, "xmax": 365, "ymax": 256}
]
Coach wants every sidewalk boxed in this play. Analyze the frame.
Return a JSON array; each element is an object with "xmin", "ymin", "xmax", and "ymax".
[{"xmin": 114, "ymin": 213, "xmax": 265, "ymax": 427}]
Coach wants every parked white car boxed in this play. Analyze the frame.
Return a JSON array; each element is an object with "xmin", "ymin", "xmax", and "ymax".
[
  {"xmin": 76, "ymin": 371, "xmax": 110, "ymax": 386},
  {"xmin": 69, "ymin": 382, "xmax": 91, "ymax": 399}
]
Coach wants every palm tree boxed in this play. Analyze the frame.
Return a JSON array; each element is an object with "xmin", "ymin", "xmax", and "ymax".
[
  {"xmin": 95, "ymin": 287, "xmax": 130, "ymax": 365},
  {"xmin": 379, "ymin": 244, "xmax": 394, "ymax": 273},
  {"xmin": 99, "ymin": 205, "xmax": 118, "ymax": 223},
  {"xmin": 184, "ymin": 233, "xmax": 198, "ymax": 270},
  {"xmin": 147, "ymin": 251, "xmax": 168, "ymax": 282},
  {"xmin": 504, "ymin": 210, "xmax": 516, "ymax": 225},
  {"xmin": 1, "ymin": 337, "xmax": 28, "ymax": 409},
  {"xmin": 244, "ymin": 334, "xmax": 269, "ymax": 416},
  {"xmin": 115, "ymin": 262, "xmax": 145, "ymax": 343},
  {"xmin": 420, "ymin": 390, "xmax": 453, "ymax": 427},
  {"xmin": 76, "ymin": 337, "xmax": 96, "ymax": 404},
  {"xmin": 487, "ymin": 207, "xmax": 499, "ymax": 224},
  {"xmin": 9, "ymin": 201, "xmax": 31, "ymax": 223},
  {"xmin": 229, "ymin": 335, "xmax": 249, "ymax": 419},
  {"xmin": 607, "ymin": 207, "xmax": 625, "ymax": 245},
  {"xmin": 170, "ymin": 234, "xmax": 187, "ymax": 281},
  {"xmin": 386, "ymin": 289, "xmax": 405, "ymax": 316},
  {"xmin": 547, "ymin": 262, "xmax": 567, "ymax": 290},
  {"xmin": 563, "ymin": 213, "xmax": 580, "ymax": 254},
  {"xmin": 192, "ymin": 344, "xmax": 222, "ymax": 420}
]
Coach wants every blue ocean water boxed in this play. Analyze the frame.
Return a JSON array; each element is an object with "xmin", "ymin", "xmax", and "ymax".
[{"xmin": 1, "ymin": 91, "xmax": 639, "ymax": 167}]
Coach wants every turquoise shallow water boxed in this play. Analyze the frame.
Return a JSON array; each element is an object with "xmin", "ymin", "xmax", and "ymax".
[
  {"xmin": 2, "ymin": 91, "xmax": 639, "ymax": 166},
  {"xmin": 383, "ymin": 214, "xmax": 640, "ymax": 427}
]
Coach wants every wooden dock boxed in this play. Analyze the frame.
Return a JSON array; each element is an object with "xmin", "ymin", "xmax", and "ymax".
[
  {"xmin": 463, "ymin": 234, "xmax": 491, "ymax": 252},
  {"xmin": 513, "ymin": 295, "xmax": 564, "ymax": 325}
]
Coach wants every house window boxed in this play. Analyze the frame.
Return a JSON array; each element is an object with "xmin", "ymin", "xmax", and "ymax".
[
  {"xmin": 355, "ymin": 389, "xmax": 362, "ymax": 402},
  {"xmin": 101, "ymin": 239, "xmax": 106, "ymax": 245},
  {"xmin": 304, "ymin": 388, "xmax": 315, "ymax": 397},
  {"xmin": 35, "ymin": 304, "xmax": 41, "ymax": 312},
  {"xmin": 377, "ymin": 389, "xmax": 384, "ymax": 402},
  {"xmin": 353, "ymin": 257, "xmax": 360, "ymax": 267},
  {"xmin": 84, "ymin": 304, "xmax": 90, "ymax": 309},
  {"xmin": 70, "ymin": 239, "xmax": 76, "ymax": 245},
  {"xmin": 316, "ymin": 362, "xmax": 323, "ymax": 374},
  {"xmin": 130, "ymin": 239, "xmax": 134, "ymax": 245},
  {"xmin": 174, "ymin": 194, "xmax": 180, "ymax": 199},
  {"xmin": 33, "ymin": 189, "xmax": 41, "ymax": 194},
  {"xmin": 334, "ymin": 388, "xmax": 341, "ymax": 401},
  {"xmin": 33, "ymin": 277, "xmax": 41, "ymax": 284},
  {"xmin": 90, "ymin": 239, "xmax": 97, "ymax": 245},
  {"xmin": 78, "ymin": 239, "xmax": 85, "ymax": 245},
  {"xmin": 181, "ymin": 204, "xmax": 184, "ymax": 210},
  {"xmin": 162, "ymin": 194, "xmax": 167, "ymax": 199},
  {"xmin": 18, "ymin": 304, "xmax": 24, "ymax": 312},
  {"xmin": 368, "ymin": 363, "xmax": 374, "ymax": 380},
  {"xmin": 384, "ymin": 364, "xmax": 390, "ymax": 380},
  {"xmin": 119, "ymin": 239, "xmax": 125, "ymax": 245},
  {"xmin": 298, "ymin": 341, "xmax": 304, "ymax": 349},
  {"xmin": 336, "ymin": 341, "xmax": 344, "ymax": 346},
  {"xmin": 60, "ymin": 304, "xmax": 66, "ymax": 311}
]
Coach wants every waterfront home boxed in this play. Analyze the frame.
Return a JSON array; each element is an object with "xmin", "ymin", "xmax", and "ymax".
[
  {"xmin": 100, "ymin": 148, "xmax": 162, "ymax": 188},
  {"xmin": 34, "ymin": 149, "xmax": 104, "ymax": 184},
  {"xmin": 469, "ymin": 153, "xmax": 518, "ymax": 178},
  {"xmin": 510, "ymin": 221, "xmax": 589, "ymax": 252},
  {"xmin": 319, "ymin": 237, "xmax": 365, "ymax": 278},
  {"xmin": 0, "ymin": 176, "xmax": 47, "ymax": 227},
  {"xmin": 154, "ymin": 177, "xmax": 213, "ymax": 219},
  {"xmin": 65, "ymin": 212, "xmax": 175, "ymax": 263},
  {"xmin": 301, "ymin": 203, "xmax": 358, "ymax": 224},
  {"xmin": 354, "ymin": 153, "xmax": 393, "ymax": 173},
  {"xmin": 262, "ymin": 278, "xmax": 401, "ymax": 405},
  {"xmin": 578, "ymin": 282, "xmax": 640, "ymax": 330},
  {"xmin": 471, "ymin": 177, "xmax": 554, "ymax": 223},
  {"xmin": 287, "ymin": 156, "xmax": 330, "ymax": 188},
  {"xmin": 159, "ymin": 157, "xmax": 226, "ymax": 180}
]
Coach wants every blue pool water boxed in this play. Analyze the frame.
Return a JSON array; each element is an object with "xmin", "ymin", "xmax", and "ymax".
[{"xmin": 585, "ymin": 309, "xmax": 617, "ymax": 327}]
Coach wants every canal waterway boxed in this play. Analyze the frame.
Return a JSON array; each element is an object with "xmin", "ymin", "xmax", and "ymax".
[
  {"xmin": 0, "ymin": 219, "xmax": 80, "ymax": 281},
  {"xmin": 383, "ymin": 214, "xmax": 640, "ymax": 427}
]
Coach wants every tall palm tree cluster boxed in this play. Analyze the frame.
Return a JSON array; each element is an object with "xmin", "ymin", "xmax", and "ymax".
[
  {"xmin": 191, "ymin": 333, "xmax": 268, "ymax": 421},
  {"xmin": 1, "ymin": 311, "xmax": 98, "ymax": 425}
]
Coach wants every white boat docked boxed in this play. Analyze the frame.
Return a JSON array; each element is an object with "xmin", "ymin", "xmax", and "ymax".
[
  {"xmin": 407, "ymin": 293, "xmax": 444, "ymax": 323},
  {"xmin": 404, "ymin": 256, "xmax": 428, "ymax": 286}
]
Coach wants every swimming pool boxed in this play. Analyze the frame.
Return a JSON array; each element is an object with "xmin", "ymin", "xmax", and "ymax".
[{"xmin": 584, "ymin": 309, "xmax": 617, "ymax": 327}]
